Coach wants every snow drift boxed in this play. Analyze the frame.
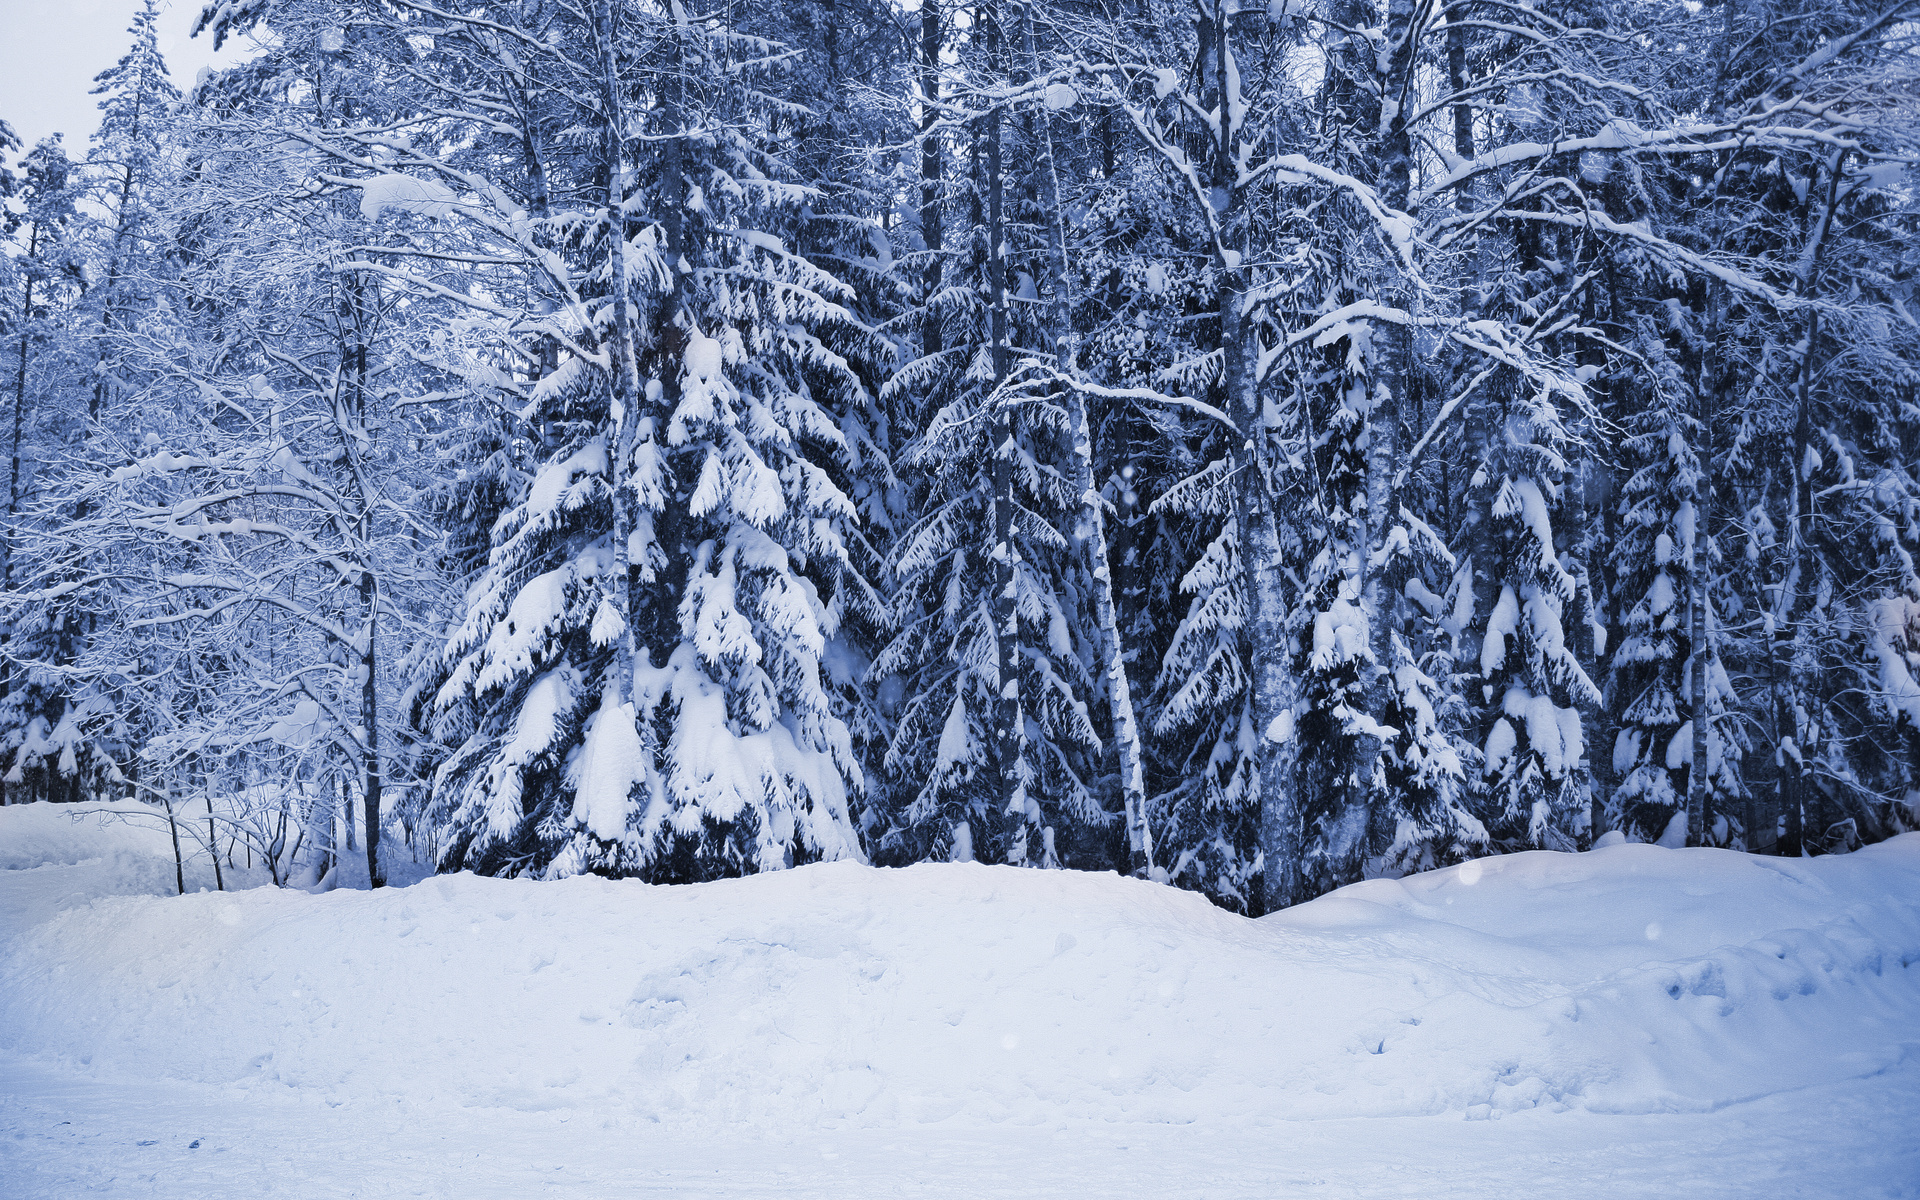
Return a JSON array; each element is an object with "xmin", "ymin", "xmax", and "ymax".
[{"xmin": 1, "ymin": 802, "xmax": 1916, "ymax": 1130}]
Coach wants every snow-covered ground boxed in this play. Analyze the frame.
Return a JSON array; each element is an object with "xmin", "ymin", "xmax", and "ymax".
[{"xmin": 2, "ymin": 801, "xmax": 1917, "ymax": 1197}]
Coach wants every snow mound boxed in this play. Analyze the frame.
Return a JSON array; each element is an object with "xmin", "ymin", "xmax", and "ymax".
[
  {"xmin": 0, "ymin": 800, "xmax": 180, "ymax": 872},
  {"xmin": 0, "ymin": 801, "xmax": 270, "ymax": 931},
  {"xmin": 1, "ymin": 804, "xmax": 1916, "ymax": 1130}
]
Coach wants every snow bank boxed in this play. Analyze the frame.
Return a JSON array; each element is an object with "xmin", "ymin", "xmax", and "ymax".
[
  {"xmin": 0, "ymin": 801, "xmax": 272, "ymax": 931},
  {"xmin": 2, "ymin": 803, "xmax": 1916, "ymax": 1130},
  {"xmin": 0, "ymin": 800, "xmax": 182, "ymax": 872}
]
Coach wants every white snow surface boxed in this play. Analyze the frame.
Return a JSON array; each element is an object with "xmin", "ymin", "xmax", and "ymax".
[
  {"xmin": 2, "ymin": 802, "xmax": 1918, "ymax": 1197},
  {"xmin": 357, "ymin": 172, "xmax": 458, "ymax": 220}
]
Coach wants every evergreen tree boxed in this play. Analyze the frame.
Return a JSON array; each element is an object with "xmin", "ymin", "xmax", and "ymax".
[
  {"xmin": 421, "ymin": 0, "xmax": 876, "ymax": 881},
  {"xmin": 1605, "ymin": 322, "xmax": 1746, "ymax": 845},
  {"xmin": 0, "ymin": 135, "xmax": 93, "ymax": 805},
  {"xmin": 870, "ymin": 10, "xmax": 1114, "ymax": 868},
  {"xmin": 87, "ymin": 0, "xmax": 181, "ymax": 418},
  {"xmin": 1461, "ymin": 418, "xmax": 1604, "ymax": 849}
]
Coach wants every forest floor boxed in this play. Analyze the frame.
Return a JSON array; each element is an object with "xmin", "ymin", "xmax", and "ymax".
[{"xmin": 2, "ymin": 802, "xmax": 1917, "ymax": 1198}]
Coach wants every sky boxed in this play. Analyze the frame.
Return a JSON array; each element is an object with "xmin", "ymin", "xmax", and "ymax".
[{"xmin": 1, "ymin": 0, "xmax": 254, "ymax": 159}]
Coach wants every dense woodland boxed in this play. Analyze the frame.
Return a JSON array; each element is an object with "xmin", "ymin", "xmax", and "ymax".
[{"xmin": 0, "ymin": 0, "xmax": 1914, "ymax": 910}]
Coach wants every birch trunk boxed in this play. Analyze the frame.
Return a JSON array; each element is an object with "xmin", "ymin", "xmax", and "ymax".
[
  {"xmin": 920, "ymin": 5, "xmax": 944, "ymax": 362},
  {"xmin": 1353, "ymin": 0, "xmax": 1420, "ymax": 831},
  {"xmin": 594, "ymin": 0, "xmax": 642, "ymax": 712},
  {"xmin": 1194, "ymin": 3, "xmax": 1300, "ymax": 910},
  {"xmin": 1687, "ymin": 287, "xmax": 1722, "ymax": 846},
  {"xmin": 984, "ymin": 19, "xmax": 1020, "ymax": 859},
  {"xmin": 336, "ymin": 263, "xmax": 386, "ymax": 886},
  {"xmin": 1027, "ymin": 17, "xmax": 1152, "ymax": 875},
  {"xmin": 1776, "ymin": 154, "xmax": 1843, "ymax": 855},
  {"xmin": 1225, "ymin": 283, "xmax": 1300, "ymax": 913}
]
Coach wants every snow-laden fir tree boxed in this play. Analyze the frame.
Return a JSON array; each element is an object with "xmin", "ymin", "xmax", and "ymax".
[
  {"xmin": 0, "ymin": 134, "xmax": 98, "ymax": 805},
  {"xmin": 426, "ymin": 0, "xmax": 873, "ymax": 881},
  {"xmin": 734, "ymin": 0, "xmax": 908, "ymax": 847},
  {"xmin": 0, "ymin": 0, "xmax": 189, "ymax": 812},
  {"xmin": 869, "ymin": 33, "xmax": 1111, "ymax": 868},
  {"xmin": 1460, "ymin": 407, "xmax": 1604, "ymax": 849},
  {"xmin": 1284, "ymin": 304, "xmax": 1480, "ymax": 890},
  {"xmin": 1605, "ymin": 320, "xmax": 1746, "ymax": 846},
  {"xmin": 1149, "ymin": 512, "xmax": 1260, "ymax": 903},
  {"xmin": 86, "ymin": 0, "xmax": 180, "ymax": 419}
]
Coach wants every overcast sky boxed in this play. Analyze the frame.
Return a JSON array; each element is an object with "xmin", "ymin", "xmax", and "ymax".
[{"xmin": 1, "ymin": 0, "xmax": 254, "ymax": 159}]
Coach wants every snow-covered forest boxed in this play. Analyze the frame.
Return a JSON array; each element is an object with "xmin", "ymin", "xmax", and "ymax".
[
  {"xmin": 1, "ymin": 0, "xmax": 1917, "ymax": 911},
  {"xmin": 3, "ymin": 4, "xmax": 1920, "ymax": 1191}
]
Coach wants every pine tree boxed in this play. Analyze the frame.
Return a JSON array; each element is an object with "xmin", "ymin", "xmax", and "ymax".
[
  {"xmin": 0, "ymin": 135, "xmax": 92, "ymax": 805},
  {"xmin": 87, "ymin": 0, "xmax": 181, "ymax": 418},
  {"xmin": 869, "ymin": 13, "xmax": 1113, "ymax": 868},
  {"xmin": 422, "ymin": 0, "xmax": 875, "ymax": 881},
  {"xmin": 1461, "ymin": 416, "xmax": 1604, "ymax": 849},
  {"xmin": 1605, "ymin": 322, "xmax": 1747, "ymax": 845}
]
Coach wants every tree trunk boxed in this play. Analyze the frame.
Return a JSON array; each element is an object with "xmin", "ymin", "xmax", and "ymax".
[
  {"xmin": 1195, "ymin": 5, "xmax": 1300, "ymax": 910},
  {"xmin": 1353, "ymin": 0, "xmax": 1420, "ymax": 830},
  {"xmin": 200, "ymin": 758, "xmax": 225, "ymax": 891},
  {"xmin": 1687, "ymin": 287, "xmax": 1722, "ymax": 846},
  {"xmin": 161, "ymin": 780, "xmax": 185, "ymax": 896},
  {"xmin": 919, "ymin": 4, "xmax": 944, "ymax": 362},
  {"xmin": 338, "ymin": 258, "xmax": 386, "ymax": 886},
  {"xmin": 984, "ymin": 18, "xmax": 1020, "ymax": 861},
  {"xmin": 1777, "ymin": 155, "xmax": 1843, "ymax": 856},
  {"xmin": 594, "ymin": 0, "xmax": 642, "ymax": 720},
  {"xmin": 9, "ymin": 257, "xmax": 33, "ymax": 559},
  {"xmin": 511, "ymin": 73, "xmax": 560, "ymax": 398},
  {"xmin": 1027, "ymin": 16, "xmax": 1152, "ymax": 875},
  {"xmin": 1227, "ymin": 284, "xmax": 1300, "ymax": 913},
  {"xmin": 360, "ymin": 566, "xmax": 384, "ymax": 886}
]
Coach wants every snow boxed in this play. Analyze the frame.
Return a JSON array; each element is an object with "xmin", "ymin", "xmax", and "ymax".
[
  {"xmin": 936, "ymin": 691, "xmax": 972, "ymax": 771},
  {"xmin": 571, "ymin": 692, "xmax": 649, "ymax": 843},
  {"xmin": 1666, "ymin": 719, "xmax": 1695, "ymax": 771},
  {"xmin": 2, "ymin": 805, "xmax": 1919, "ymax": 1196},
  {"xmin": 1524, "ymin": 692, "xmax": 1568, "ymax": 775},
  {"xmin": 1555, "ymin": 703, "xmax": 1584, "ymax": 775},
  {"xmin": 490, "ymin": 667, "xmax": 577, "ymax": 837},
  {"xmin": 1513, "ymin": 478, "xmax": 1565, "ymax": 579},
  {"xmin": 686, "ymin": 328, "xmax": 725, "ymax": 383},
  {"xmin": 1648, "ymin": 569, "xmax": 1676, "ymax": 616},
  {"xmin": 523, "ymin": 439, "xmax": 608, "ymax": 522},
  {"xmin": 1868, "ymin": 596, "xmax": 1920, "ymax": 729},
  {"xmin": 669, "ymin": 331, "xmax": 743, "ymax": 446},
  {"xmin": 1310, "ymin": 596, "xmax": 1370, "ymax": 671},
  {"xmin": 1481, "ymin": 584, "xmax": 1520, "ymax": 675},
  {"xmin": 629, "ymin": 642, "xmax": 863, "ymax": 872},
  {"xmin": 473, "ymin": 565, "xmax": 585, "ymax": 694},
  {"xmin": 1485, "ymin": 716, "xmax": 1518, "ymax": 771},
  {"xmin": 1656, "ymin": 809, "xmax": 1690, "ymax": 849},
  {"xmin": 262, "ymin": 698, "xmax": 326, "ymax": 748},
  {"xmin": 358, "ymin": 172, "xmax": 458, "ymax": 220}
]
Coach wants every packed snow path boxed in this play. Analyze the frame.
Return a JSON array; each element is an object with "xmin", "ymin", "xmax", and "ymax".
[{"xmin": 2, "ymin": 803, "xmax": 1917, "ymax": 1197}]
